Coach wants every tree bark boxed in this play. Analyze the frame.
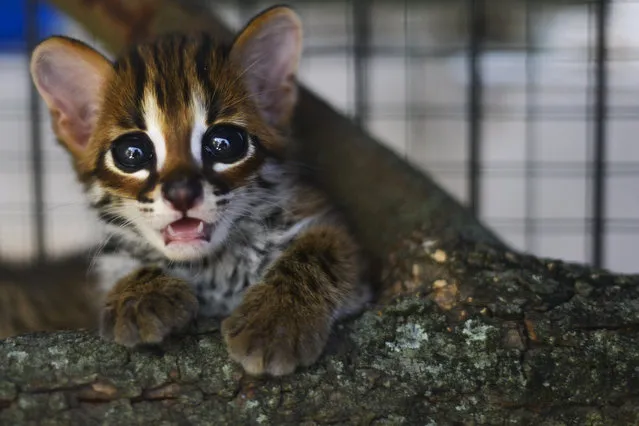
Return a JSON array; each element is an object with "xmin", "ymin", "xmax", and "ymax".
[
  {"xmin": 2, "ymin": 241, "xmax": 639, "ymax": 425},
  {"xmin": 2, "ymin": 0, "xmax": 638, "ymax": 424}
]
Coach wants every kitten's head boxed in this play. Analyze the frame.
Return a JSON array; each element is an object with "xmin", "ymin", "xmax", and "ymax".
[{"xmin": 30, "ymin": 7, "xmax": 303, "ymax": 261}]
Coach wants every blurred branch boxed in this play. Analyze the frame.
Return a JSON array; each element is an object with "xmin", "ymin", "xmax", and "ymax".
[{"xmin": 45, "ymin": 0, "xmax": 226, "ymax": 51}]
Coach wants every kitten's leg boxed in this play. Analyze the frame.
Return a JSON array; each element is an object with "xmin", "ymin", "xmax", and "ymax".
[
  {"xmin": 222, "ymin": 225, "xmax": 369, "ymax": 376},
  {"xmin": 100, "ymin": 267, "xmax": 199, "ymax": 347}
]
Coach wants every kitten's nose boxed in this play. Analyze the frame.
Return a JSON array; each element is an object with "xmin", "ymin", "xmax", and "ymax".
[{"xmin": 162, "ymin": 176, "xmax": 203, "ymax": 212}]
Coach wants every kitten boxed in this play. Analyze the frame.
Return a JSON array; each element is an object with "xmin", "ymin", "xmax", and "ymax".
[{"xmin": 29, "ymin": 6, "xmax": 370, "ymax": 376}]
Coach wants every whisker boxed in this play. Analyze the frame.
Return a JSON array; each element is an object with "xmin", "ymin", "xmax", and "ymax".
[{"xmin": 87, "ymin": 234, "xmax": 115, "ymax": 275}]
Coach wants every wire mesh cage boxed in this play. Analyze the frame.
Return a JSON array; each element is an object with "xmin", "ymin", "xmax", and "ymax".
[{"xmin": 1, "ymin": 0, "xmax": 636, "ymax": 273}]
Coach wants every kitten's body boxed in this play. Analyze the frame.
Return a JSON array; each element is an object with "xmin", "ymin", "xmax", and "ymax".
[
  {"xmin": 18, "ymin": 6, "xmax": 370, "ymax": 376},
  {"xmin": 95, "ymin": 161, "xmax": 346, "ymax": 318}
]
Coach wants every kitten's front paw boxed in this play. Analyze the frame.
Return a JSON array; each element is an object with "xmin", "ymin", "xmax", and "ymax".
[
  {"xmin": 100, "ymin": 268, "xmax": 199, "ymax": 347},
  {"xmin": 221, "ymin": 283, "xmax": 332, "ymax": 377}
]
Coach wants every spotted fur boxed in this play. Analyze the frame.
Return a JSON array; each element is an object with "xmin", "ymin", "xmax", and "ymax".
[{"xmin": 29, "ymin": 6, "xmax": 370, "ymax": 376}]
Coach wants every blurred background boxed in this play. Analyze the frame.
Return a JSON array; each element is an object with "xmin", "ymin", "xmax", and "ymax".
[{"xmin": 1, "ymin": 0, "xmax": 637, "ymax": 272}]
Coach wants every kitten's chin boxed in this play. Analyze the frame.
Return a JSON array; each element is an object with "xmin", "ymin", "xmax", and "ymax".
[{"xmin": 161, "ymin": 239, "xmax": 213, "ymax": 262}]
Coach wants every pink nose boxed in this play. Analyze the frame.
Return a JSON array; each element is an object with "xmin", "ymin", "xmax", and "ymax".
[{"xmin": 162, "ymin": 176, "xmax": 203, "ymax": 212}]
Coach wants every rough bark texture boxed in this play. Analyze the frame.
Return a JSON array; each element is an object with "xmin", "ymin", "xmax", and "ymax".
[
  {"xmin": 2, "ymin": 239, "xmax": 639, "ymax": 425},
  {"xmin": 2, "ymin": 0, "xmax": 638, "ymax": 424}
]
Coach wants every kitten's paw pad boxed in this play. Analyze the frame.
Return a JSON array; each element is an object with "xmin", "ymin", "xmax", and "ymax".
[
  {"xmin": 221, "ymin": 284, "xmax": 331, "ymax": 377},
  {"xmin": 100, "ymin": 268, "xmax": 199, "ymax": 347}
]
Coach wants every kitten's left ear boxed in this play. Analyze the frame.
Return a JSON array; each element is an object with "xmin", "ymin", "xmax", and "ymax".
[
  {"xmin": 30, "ymin": 36, "xmax": 112, "ymax": 159},
  {"xmin": 230, "ymin": 6, "xmax": 303, "ymax": 128}
]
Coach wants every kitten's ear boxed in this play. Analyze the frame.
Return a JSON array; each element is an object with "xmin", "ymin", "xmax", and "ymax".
[
  {"xmin": 230, "ymin": 6, "xmax": 303, "ymax": 128},
  {"xmin": 30, "ymin": 36, "xmax": 112, "ymax": 158}
]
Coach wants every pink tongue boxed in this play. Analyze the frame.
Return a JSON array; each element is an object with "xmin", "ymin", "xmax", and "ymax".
[{"xmin": 166, "ymin": 218, "xmax": 205, "ymax": 241}]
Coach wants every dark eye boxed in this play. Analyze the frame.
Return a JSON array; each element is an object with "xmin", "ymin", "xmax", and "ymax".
[
  {"xmin": 202, "ymin": 125, "xmax": 249, "ymax": 165},
  {"xmin": 111, "ymin": 133, "xmax": 155, "ymax": 172}
]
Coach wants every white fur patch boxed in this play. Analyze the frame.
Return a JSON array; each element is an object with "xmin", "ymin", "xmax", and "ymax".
[
  {"xmin": 142, "ymin": 92, "xmax": 167, "ymax": 171},
  {"xmin": 212, "ymin": 142, "xmax": 255, "ymax": 173},
  {"xmin": 190, "ymin": 94, "xmax": 207, "ymax": 166}
]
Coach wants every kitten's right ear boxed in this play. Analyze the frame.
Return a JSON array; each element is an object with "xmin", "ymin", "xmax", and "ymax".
[{"xmin": 30, "ymin": 37, "xmax": 112, "ymax": 158}]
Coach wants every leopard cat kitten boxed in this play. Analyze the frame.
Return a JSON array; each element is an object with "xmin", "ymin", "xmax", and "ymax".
[{"xmin": 29, "ymin": 6, "xmax": 370, "ymax": 376}]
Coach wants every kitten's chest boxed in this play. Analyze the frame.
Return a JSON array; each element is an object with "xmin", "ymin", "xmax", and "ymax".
[{"xmin": 167, "ymin": 221, "xmax": 286, "ymax": 317}]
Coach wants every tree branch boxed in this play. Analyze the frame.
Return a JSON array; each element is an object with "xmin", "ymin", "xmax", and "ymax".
[{"xmin": 2, "ymin": 241, "xmax": 639, "ymax": 424}]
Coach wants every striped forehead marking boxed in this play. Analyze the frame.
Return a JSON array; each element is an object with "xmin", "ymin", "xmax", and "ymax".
[
  {"xmin": 95, "ymin": 32, "xmax": 282, "ymax": 192},
  {"xmin": 190, "ymin": 93, "xmax": 207, "ymax": 167}
]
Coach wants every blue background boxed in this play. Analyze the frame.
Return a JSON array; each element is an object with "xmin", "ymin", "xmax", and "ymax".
[{"xmin": 0, "ymin": 1, "xmax": 63, "ymax": 50}]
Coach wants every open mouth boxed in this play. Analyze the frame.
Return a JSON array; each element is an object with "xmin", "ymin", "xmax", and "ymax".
[{"xmin": 162, "ymin": 217, "xmax": 213, "ymax": 245}]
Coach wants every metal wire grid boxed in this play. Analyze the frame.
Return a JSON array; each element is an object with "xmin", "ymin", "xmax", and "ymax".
[{"xmin": 0, "ymin": 0, "xmax": 634, "ymax": 273}]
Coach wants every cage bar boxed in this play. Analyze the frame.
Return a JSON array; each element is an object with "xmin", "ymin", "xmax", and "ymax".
[
  {"xmin": 592, "ymin": 0, "xmax": 609, "ymax": 268},
  {"xmin": 468, "ymin": 0, "xmax": 484, "ymax": 215},
  {"xmin": 26, "ymin": 0, "xmax": 46, "ymax": 263}
]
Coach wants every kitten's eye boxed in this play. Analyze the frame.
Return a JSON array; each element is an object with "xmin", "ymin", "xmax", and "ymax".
[
  {"xmin": 111, "ymin": 133, "xmax": 155, "ymax": 172},
  {"xmin": 202, "ymin": 125, "xmax": 248, "ymax": 165}
]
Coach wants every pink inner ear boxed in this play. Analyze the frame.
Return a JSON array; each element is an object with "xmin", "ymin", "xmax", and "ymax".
[
  {"xmin": 59, "ymin": 110, "xmax": 93, "ymax": 148},
  {"xmin": 268, "ymin": 37, "xmax": 297, "ymax": 84},
  {"xmin": 237, "ymin": 19, "xmax": 301, "ymax": 126},
  {"xmin": 34, "ymin": 52, "xmax": 102, "ymax": 149}
]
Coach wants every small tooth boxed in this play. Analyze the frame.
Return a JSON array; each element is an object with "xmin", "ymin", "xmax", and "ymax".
[
  {"xmin": 167, "ymin": 224, "xmax": 177, "ymax": 236},
  {"xmin": 197, "ymin": 222, "xmax": 204, "ymax": 233}
]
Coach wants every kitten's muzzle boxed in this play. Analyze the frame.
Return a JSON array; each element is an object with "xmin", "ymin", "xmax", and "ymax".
[{"xmin": 162, "ymin": 176, "xmax": 203, "ymax": 212}]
